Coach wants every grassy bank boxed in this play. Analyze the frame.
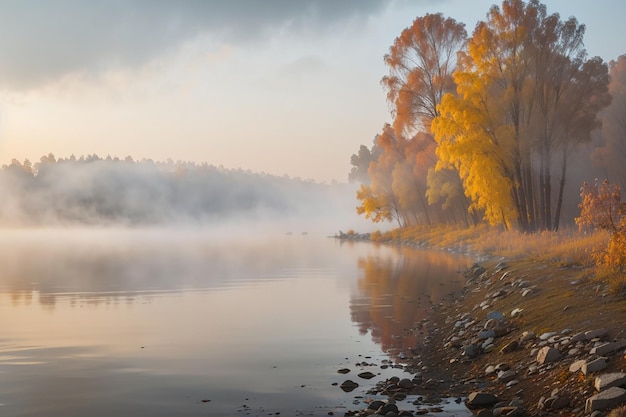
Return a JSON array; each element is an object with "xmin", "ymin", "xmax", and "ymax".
[{"xmin": 364, "ymin": 224, "xmax": 626, "ymax": 293}]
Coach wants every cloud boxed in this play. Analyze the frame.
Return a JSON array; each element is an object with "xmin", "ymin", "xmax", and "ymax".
[{"xmin": 0, "ymin": 0, "xmax": 386, "ymax": 90}]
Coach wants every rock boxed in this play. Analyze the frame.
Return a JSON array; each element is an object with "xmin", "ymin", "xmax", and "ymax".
[
  {"xmin": 479, "ymin": 330, "xmax": 496, "ymax": 339},
  {"xmin": 485, "ymin": 365, "xmax": 496, "ymax": 375},
  {"xmin": 495, "ymin": 363, "xmax": 510, "ymax": 372},
  {"xmin": 519, "ymin": 331, "xmax": 535, "ymax": 342},
  {"xmin": 585, "ymin": 387, "xmax": 626, "ymax": 412},
  {"xmin": 540, "ymin": 331, "xmax": 558, "ymax": 340},
  {"xmin": 449, "ymin": 336, "xmax": 463, "ymax": 348},
  {"xmin": 340, "ymin": 380, "xmax": 359, "ymax": 392},
  {"xmin": 497, "ymin": 370, "xmax": 517, "ymax": 383},
  {"xmin": 590, "ymin": 339, "xmax": 626, "ymax": 356},
  {"xmin": 464, "ymin": 344, "xmax": 481, "ymax": 358},
  {"xmin": 379, "ymin": 403, "xmax": 399, "ymax": 415},
  {"xmin": 492, "ymin": 406, "xmax": 523, "ymax": 416},
  {"xmin": 544, "ymin": 395, "xmax": 570, "ymax": 410},
  {"xmin": 500, "ymin": 340, "xmax": 519, "ymax": 354},
  {"xmin": 398, "ymin": 378, "xmax": 414, "ymax": 390},
  {"xmin": 582, "ymin": 358, "xmax": 608, "ymax": 375},
  {"xmin": 337, "ymin": 368, "xmax": 351, "ymax": 374},
  {"xmin": 358, "ymin": 371, "xmax": 376, "ymax": 380},
  {"xmin": 487, "ymin": 311, "xmax": 505, "ymax": 321},
  {"xmin": 466, "ymin": 392, "xmax": 499, "ymax": 408},
  {"xmin": 569, "ymin": 359, "xmax": 586, "ymax": 373},
  {"xmin": 585, "ymin": 329, "xmax": 609, "ymax": 340},
  {"xmin": 536, "ymin": 346, "xmax": 561, "ymax": 365},
  {"xmin": 505, "ymin": 379, "xmax": 519, "ymax": 387},
  {"xmin": 510, "ymin": 308, "xmax": 523, "ymax": 318},
  {"xmin": 594, "ymin": 373, "xmax": 626, "ymax": 392},
  {"xmin": 476, "ymin": 409, "xmax": 494, "ymax": 417},
  {"xmin": 367, "ymin": 400, "xmax": 386, "ymax": 410}
]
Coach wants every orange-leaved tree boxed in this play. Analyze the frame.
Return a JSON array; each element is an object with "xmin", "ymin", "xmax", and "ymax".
[{"xmin": 576, "ymin": 179, "xmax": 626, "ymax": 277}]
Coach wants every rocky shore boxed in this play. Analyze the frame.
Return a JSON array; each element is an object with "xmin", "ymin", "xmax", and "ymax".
[{"xmin": 337, "ymin": 250, "xmax": 626, "ymax": 417}]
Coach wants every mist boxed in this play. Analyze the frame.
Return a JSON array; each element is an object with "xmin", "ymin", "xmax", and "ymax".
[{"xmin": 0, "ymin": 154, "xmax": 373, "ymax": 234}]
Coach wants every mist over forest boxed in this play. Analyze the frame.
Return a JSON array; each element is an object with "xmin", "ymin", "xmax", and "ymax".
[{"xmin": 0, "ymin": 154, "xmax": 358, "ymax": 229}]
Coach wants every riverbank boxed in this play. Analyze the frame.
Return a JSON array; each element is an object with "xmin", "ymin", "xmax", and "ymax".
[{"xmin": 335, "ymin": 232, "xmax": 626, "ymax": 416}]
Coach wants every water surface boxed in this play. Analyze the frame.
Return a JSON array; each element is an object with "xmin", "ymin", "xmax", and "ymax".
[{"xmin": 0, "ymin": 229, "xmax": 471, "ymax": 416}]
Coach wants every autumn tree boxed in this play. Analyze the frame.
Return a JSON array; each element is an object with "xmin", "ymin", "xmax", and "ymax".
[
  {"xmin": 576, "ymin": 180, "xmax": 626, "ymax": 286},
  {"xmin": 433, "ymin": 0, "xmax": 610, "ymax": 231},
  {"xmin": 355, "ymin": 14, "xmax": 469, "ymax": 226}
]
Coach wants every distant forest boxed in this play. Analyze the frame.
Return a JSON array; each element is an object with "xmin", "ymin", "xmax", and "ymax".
[{"xmin": 0, "ymin": 154, "xmax": 345, "ymax": 226}]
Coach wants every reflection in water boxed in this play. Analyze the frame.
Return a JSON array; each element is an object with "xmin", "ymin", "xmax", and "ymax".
[
  {"xmin": 351, "ymin": 245, "xmax": 471, "ymax": 357},
  {"xmin": 0, "ymin": 230, "xmax": 472, "ymax": 416}
]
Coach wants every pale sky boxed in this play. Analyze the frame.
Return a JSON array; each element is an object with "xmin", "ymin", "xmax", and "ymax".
[{"xmin": 0, "ymin": 0, "xmax": 624, "ymax": 183}]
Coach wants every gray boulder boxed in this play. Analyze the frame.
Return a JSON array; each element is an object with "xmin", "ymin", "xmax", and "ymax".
[
  {"xmin": 582, "ymin": 358, "xmax": 608, "ymax": 375},
  {"xmin": 594, "ymin": 373, "xmax": 626, "ymax": 392},
  {"xmin": 537, "ymin": 346, "xmax": 561, "ymax": 365},
  {"xmin": 466, "ymin": 392, "xmax": 499, "ymax": 408},
  {"xmin": 585, "ymin": 387, "xmax": 626, "ymax": 412}
]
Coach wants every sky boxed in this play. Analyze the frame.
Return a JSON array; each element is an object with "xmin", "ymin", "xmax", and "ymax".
[{"xmin": 0, "ymin": 0, "xmax": 624, "ymax": 183}]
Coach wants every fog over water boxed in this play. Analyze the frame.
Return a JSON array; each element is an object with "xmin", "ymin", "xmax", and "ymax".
[{"xmin": 0, "ymin": 229, "xmax": 472, "ymax": 416}]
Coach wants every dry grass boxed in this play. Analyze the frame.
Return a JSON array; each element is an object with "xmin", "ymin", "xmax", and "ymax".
[
  {"xmin": 608, "ymin": 405, "xmax": 626, "ymax": 417},
  {"xmin": 371, "ymin": 224, "xmax": 626, "ymax": 291}
]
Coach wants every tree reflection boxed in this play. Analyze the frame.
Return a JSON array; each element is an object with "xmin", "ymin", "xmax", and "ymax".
[{"xmin": 350, "ymin": 246, "xmax": 470, "ymax": 358}]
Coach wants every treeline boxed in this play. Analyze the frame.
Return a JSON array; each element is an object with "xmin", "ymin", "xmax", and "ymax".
[
  {"xmin": 351, "ymin": 0, "xmax": 626, "ymax": 232},
  {"xmin": 0, "ymin": 154, "xmax": 339, "ymax": 226}
]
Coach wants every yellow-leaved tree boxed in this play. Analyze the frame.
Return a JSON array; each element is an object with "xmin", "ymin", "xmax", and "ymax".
[{"xmin": 432, "ymin": 0, "xmax": 610, "ymax": 231}]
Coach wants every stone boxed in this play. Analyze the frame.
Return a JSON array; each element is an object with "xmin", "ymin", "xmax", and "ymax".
[
  {"xmin": 594, "ymin": 373, "xmax": 626, "ymax": 392},
  {"xmin": 464, "ymin": 344, "xmax": 481, "ymax": 358},
  {"xmin": 500, "ymin": 340, "xmax": 519, "ymax": 354},
  {"xmin": 367, "ymin": 400, "xmax": 386, "ymax": 410},
  {"xmin": 466, "ymin": 392, "xmax": 499, "ymax": 409},
  {"xmin": 568, "ymin": 348, "xmax": 581, "ymax": 356},
  {"xmin": 337, "ymin": 368, "xmax": 351, "ymax": 374},
  {"xmin": 475, "ymin": 409, "xmax": 493, "ymax": 417},
  {"xmin": 582, "ymin": 358, "xmax": 608, "ymax": 375},
  {"xmin": 590, "ymin": 339, "xmax": 626, "ymax": 356},
  {"xmin": 493, "ymin": 406, "xmax": 523, "ymax": 417},
  {"xmin": 585, "ymin": 387, "xmax": 626, "ymax": 412},
  {"xmin": 398, "ymin": 378, "xmax": 414, "ymax": 390},
  {"xmin": 339, "ymin": 380, "xmax": 359, "ymax": 392},
  {"xmin": 449, "ymin": 336, "xmax": 463, "ymax": 348},
  {"xmin": 536, "ymin": 346, "xmax": 561, "ymax": 365},
  {"xmin": 487, "ymin": 311, "xmax": 505, "ymax": 321},
  {"xmin": 569, "ymin": 359, "xmax": 586, "ymax": 373},
  {"xmin": 540, "ymin": 332, "xmax": 558, "ymax": 340},
  {"xmin": 570, "ymin": 332, "xmax": 587, "ymax": 343},
  {"xmin": 479, "ymin": 330, "xmax": 496, "ymax": 339},
  {"xmin": 495, "ymin": 363, "xmax": 510, "ymax": 372},
  {"xmin": 380, "ymin": 403, "xmax": 399, "ymax": 415},
  {"xmin": 485, "ymin": 365, "xmax": 496, "ymax": 375},
  {"xmin": 544, "ymin": 395, "xmax": 570, "ymax": 410},
  {"xmin": 497, "ymin": 370, "xmax": 517, "ymax": 383},
  {"xmin": 519, "ymin": 331, "xmax": 535, "ymax": 342},
  {"xmin": 505, "ymin": 379, "xmax": 519, "ymax": 387},
  {"xmin": 358, "ymin": 371, "xmax": 376, "ymax": 380},
  {"xmin": 584, "ymin": 329, "xmax": 609, "ymax": 340}
]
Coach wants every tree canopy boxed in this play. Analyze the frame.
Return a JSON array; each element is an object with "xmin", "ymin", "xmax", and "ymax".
[{"xmin": 352, "ymin": 0, "xmax": 616, "ymax": 232}]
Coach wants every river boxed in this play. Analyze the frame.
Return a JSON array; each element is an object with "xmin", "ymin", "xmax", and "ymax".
[{"xmin": 0, "ymin": 228, "xmax": 472, "ymax": 416}]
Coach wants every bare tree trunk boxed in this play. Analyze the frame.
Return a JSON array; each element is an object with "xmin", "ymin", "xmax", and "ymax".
[{"xmin": 553, "ymin": 146, "xmax": 568, "ymax": 232}]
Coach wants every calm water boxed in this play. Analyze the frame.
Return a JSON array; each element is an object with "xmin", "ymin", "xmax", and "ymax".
[{"xmin": 0, "ymin": 229, "xmax": 471, "ymax": 416}]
